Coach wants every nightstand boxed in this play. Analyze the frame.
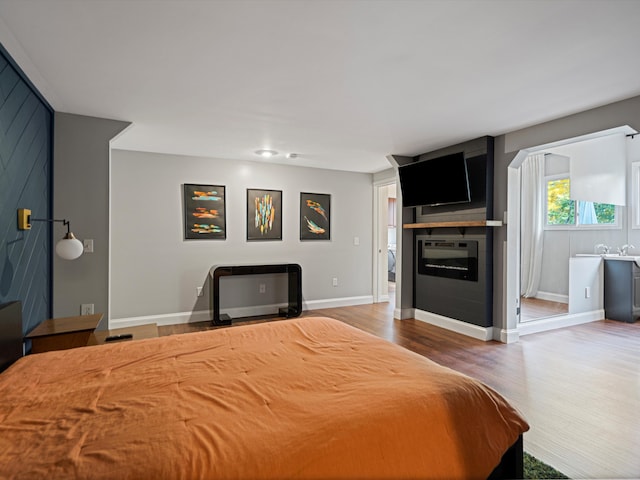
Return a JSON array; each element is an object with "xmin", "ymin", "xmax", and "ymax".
[{"xmin": 25, "ymin": 314, "xmax": 104, "ymax": 353}]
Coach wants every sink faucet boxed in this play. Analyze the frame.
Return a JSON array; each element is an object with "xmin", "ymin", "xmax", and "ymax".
[
  {"xmin": 595, "ymin": 244, "xmax": 611, "ymax": 254},
  {"xmin": 617, "ymin": 244, "xmax": 635, "ymax": 256}
]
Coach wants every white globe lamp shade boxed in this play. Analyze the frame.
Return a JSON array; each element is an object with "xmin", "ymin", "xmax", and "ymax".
[{"xmin": 56, "ymin": 233, "xmax": 84, "ymax": 260}]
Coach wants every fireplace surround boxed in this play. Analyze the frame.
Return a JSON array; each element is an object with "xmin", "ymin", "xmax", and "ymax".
[
  {"xmin": 400, "ymin": 136, "xmax": 496, "ymax": 330},
  {"xmin": 415, "ymin": 232, "xmax": 491, "ymax": 327}
]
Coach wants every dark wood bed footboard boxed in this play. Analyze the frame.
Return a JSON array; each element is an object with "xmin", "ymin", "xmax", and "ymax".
[
  {"xmin": 0, "ymin": 301, "xmax": 23, "ymax": 372},
  {"xmin": 487, "ymin": 434, "xmax": 524, "ymax": 479}
]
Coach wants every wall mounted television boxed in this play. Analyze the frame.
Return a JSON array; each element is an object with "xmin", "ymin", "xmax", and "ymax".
[{"xmin": 398, "ymin": 152, "xmax": 471, "ymax": 207}]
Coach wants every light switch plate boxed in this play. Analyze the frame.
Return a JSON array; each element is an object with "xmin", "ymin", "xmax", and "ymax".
[{"xmin": 83, "ymin": 239, "xmax": 94, "ymax": 253}]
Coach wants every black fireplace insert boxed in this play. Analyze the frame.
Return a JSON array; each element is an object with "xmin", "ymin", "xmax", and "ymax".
[{"xmin": 417, "ymin": 239, "xmax": 478, "ymax": 282}]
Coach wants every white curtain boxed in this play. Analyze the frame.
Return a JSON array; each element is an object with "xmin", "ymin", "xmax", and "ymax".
[{"xmin": 520, "ymin": 154, "xmax": 545, "ymax": 297}]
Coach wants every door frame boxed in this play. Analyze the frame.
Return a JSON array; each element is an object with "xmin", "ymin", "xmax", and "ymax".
[
  {"xmin": 505, "ymin": 126, "xmax": 634, "ymax": 340},
  {"xmin": 373, "ymin": 177, "xmax": 396, "ymax": 303}
]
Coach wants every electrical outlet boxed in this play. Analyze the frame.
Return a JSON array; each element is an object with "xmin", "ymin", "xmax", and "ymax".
[
  {"xmin": 81, "ymin": 303, "xmax": 94, "ymax": 315},
  {"xmin": 259, "ymin": 283, "xmax": 266, "ymax": 294},
  {"xmin": 353, "ymin": 236, "xmax": 360, "ymax": 246},
  {"xmin": 332, "ymin": 277, "xmax": 338, "ymax": 287},
  {"xmin": 196, "ymin": 286, "xmax": 203, "ymax": 297}
]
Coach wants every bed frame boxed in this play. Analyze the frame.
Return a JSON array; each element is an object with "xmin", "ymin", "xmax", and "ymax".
[
  {"xmin": 0, "ymin": 300, "xmax": 22, "ymax": 372},
  {"xmin": 489, "ymin": 434, "xmax": 524, "ymax": 479}
]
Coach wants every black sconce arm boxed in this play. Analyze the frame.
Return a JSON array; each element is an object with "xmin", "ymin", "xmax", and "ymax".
[{"xmin": 29, "ymin": 217, "xmax": 72, "ymax": 235}]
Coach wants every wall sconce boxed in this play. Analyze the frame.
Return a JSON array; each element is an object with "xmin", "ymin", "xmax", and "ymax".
[{"xmin": 17, "ymin": 208, "xmax": 84, "ymax": 260}]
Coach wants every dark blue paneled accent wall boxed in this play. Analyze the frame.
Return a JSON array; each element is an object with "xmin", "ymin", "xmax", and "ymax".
[{"xmin": 0, "ymin": 46, "xmax": 53, "ymax": 336}]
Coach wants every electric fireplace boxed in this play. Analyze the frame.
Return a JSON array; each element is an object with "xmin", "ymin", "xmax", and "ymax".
[
  {"xmin": 417, "ymin": 239, "xmax": 478, "ymax": 282},
  {"xmin": 414, "ymin": 233, "xmax": 491, "ymax": 328}
]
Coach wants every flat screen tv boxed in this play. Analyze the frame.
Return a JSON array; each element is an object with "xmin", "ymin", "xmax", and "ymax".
[{"xmin": 398, "ymin": 152, "xmax": 471, "ymax": 207}]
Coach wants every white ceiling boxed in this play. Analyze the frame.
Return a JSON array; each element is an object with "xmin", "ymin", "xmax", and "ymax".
[{"xmin": 1, "ymin": 0, "xmax": 640, "ymax": 173}]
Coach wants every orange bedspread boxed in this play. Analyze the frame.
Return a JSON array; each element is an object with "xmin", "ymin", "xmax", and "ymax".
[{"xmin": 0, "ymin": 317, "xmax": 528, "ymax": 479}]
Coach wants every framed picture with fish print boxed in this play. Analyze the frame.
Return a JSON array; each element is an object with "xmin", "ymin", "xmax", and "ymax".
[
  {"xmin": 183, "ymin": 183, "xmax": 226, "ymax": 240},
  {"xmin": 247, "ymin": 188, "xmax": 283, "ymax": 241},
  {"xmin": 300, "ymin": 192, "xmax": 331, "ymax": 240}
]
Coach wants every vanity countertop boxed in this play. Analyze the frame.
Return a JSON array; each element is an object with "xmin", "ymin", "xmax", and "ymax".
[{"xmin": 575, "ymin": 254, "xmax": 640, "ymax": 266}]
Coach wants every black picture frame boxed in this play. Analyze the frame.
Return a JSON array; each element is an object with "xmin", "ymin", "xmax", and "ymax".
[
  {"xmin": 247, "ymin": 188, "xmax": 282, "ymax": 241},
  {"xmin": 183, "ymin": 183, "xmax": 226, "ymax": 240},
  {"xmin": 300, "ymin": 192, "xmax": 331, "ymax": 240}
]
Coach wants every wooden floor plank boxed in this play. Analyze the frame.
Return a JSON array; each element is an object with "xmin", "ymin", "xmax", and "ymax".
[{"xmin": 159, "ymin": 302, "xmax": 640, "ymax": 479}]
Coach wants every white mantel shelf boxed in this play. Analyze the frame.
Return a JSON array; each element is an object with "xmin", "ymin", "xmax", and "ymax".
[{"xmin": 403, "ymin": 220, "xmax": 503, "ymax": 229}]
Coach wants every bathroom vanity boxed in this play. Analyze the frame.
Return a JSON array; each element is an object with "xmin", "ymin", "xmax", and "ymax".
[{"xmin": 603, "ymin": 257, "xmax": 640, "ymax": 323}]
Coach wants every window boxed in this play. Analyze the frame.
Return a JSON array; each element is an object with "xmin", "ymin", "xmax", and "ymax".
[
  {"xmin": 546, "ymin": 178, "xmax": 574, "ymax": 225},
  {"xmin": 545, "ymin": 175, "xmax": 618, "ymax": 229}
]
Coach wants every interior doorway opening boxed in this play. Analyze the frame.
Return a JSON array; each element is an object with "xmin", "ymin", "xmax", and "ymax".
[
  {"xmin": 374, "ymin": 181, "xmax": 397, "ymax": 304},
  {"xmin": 506, "ymin": 125, "xmax": 637, "ymax": 337}
]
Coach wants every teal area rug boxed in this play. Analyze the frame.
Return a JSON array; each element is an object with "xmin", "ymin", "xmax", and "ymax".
[{"xmin": 524, "ymin": 452, "xmax": 569, "ymax": 479}]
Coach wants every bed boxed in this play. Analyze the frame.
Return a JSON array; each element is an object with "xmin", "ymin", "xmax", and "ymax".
[{"xmin": 0, "ymin": 315, "xmax": 528, "ymax": 479}]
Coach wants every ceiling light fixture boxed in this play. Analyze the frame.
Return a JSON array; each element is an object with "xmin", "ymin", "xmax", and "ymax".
[{"xmin": 255, "ymin": 149, "xmax": 278, "ymax": 158}]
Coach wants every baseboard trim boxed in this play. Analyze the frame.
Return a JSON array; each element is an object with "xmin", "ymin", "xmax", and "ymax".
[
  {"xmin": 414, "ymin": 309, "xmax": 493, "ymax": 341},
  {"xmin": 533, "ymin": 291, "xmax": 569, "ymax": 304},
  {"xmin": 495, "ymin": 327, "xmax": 520, "ymax": 343},
  {"xmin": 394, "ymin": 307, "xmax": 415, "ymax": 320},
  {"xmin": 109, "ymin": 296, "xmax": 374, "ymax": 329},
  {"xmin": 518, "ymin": 309, "xmax": 604, "ymax": 336},
  {"xmin": 109, "ymin": 310, "xmax": 211, "ymax": 329},
  {"xmin": 304, "ymin": 295, "xmax": 374, "ymax": 310}
]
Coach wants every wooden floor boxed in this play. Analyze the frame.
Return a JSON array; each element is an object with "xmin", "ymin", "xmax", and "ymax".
[{"xmin": 159, "ymin": 303, "xmax": 640, "ymax": 479}]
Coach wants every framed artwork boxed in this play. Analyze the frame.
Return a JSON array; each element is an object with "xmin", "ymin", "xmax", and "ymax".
[
  {"xmin": 300, "ymin": 192, "xmax": 331, "ymax": 240},
  {"xmin": 247, "ymin": 188, "xmax": 282, "ymax": 241},
  {"xmin": 183, "ymin": 184, "xmax": 226, "ymax": 240}
]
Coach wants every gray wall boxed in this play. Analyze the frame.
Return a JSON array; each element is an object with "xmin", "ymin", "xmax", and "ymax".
[
  {"xmin": 493, "ymin": 94, "xmax": 640, "ymax": 330},
  {"xmin": 110, "ymin": 150, "xmax": 373, "ymax": 321},
  {"xmin": 53, "ymin": 95, "xmax": 640, "ymax": 334},
  {"xmin": 53, "ymin": 113, "xmax": 130, "ymax": 320}
]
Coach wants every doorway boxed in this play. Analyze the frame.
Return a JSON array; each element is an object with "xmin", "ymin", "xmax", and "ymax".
[
  {"xmin": 506, "ymin": 126, "xmax": 635, "ymax": 336},
  {"xmin": 374, "ymin": 181, "xmax": 397, "ymax": 304}
]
